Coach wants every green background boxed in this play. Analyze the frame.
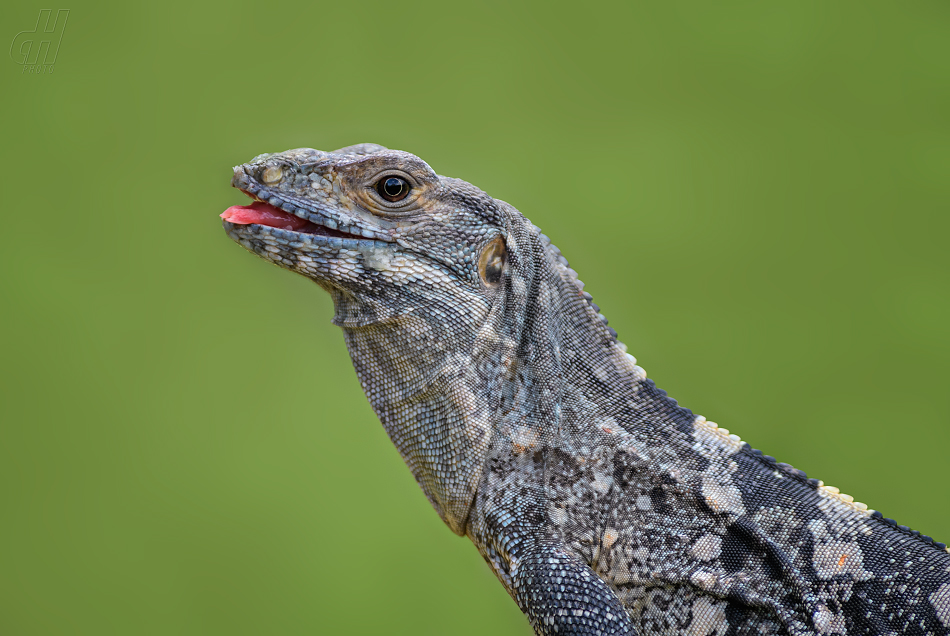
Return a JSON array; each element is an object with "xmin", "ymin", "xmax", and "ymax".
[{"xmin": 3, "ymin": 2, "xmax": 948, "ymax": 634}]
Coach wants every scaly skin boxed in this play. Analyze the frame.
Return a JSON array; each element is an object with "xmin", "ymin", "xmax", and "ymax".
[{"xmin": 222, "ymin": 143, "xmax": 950, "ymax": 636}]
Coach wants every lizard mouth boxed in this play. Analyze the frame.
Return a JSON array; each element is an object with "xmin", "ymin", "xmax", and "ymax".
[{"xmin": 221, "ymin": 198, "xmax": 360, "ymax": 240}]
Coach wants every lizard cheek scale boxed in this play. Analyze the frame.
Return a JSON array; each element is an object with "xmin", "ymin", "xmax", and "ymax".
[{"xmin": 220, "ymin": 143, "xmax": 950, "ymax": 636}]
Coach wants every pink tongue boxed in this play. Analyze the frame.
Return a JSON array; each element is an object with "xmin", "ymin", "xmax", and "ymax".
[{"xmin": 220, "ymin": 201, "xmax": 312, "ymax": 231}]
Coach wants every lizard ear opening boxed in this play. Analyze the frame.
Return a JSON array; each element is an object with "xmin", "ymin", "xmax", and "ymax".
[{"xmin": 478, "ymin": 236, "xmax": 507, "ymax": 286}]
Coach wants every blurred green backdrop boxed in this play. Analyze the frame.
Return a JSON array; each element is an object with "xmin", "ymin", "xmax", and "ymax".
[{"xmin": 2, "ymin": 1, "xmax": 949, "ymax": 634}]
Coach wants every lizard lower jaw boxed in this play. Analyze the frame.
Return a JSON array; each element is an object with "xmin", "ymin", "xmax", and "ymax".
[{"xmin": 222, "ymin": 220, "xmax": 391, "ymax": 251}]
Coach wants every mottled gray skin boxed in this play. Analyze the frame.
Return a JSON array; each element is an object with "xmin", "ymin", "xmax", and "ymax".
[{"xmin": 223, "ymin": 144, "xmax": 950, "ymax": 636}]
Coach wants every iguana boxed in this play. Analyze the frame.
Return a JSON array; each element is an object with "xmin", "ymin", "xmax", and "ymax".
[{"xmin": 220, "ymin": 143, "xmax": 950, "ymax": 636}]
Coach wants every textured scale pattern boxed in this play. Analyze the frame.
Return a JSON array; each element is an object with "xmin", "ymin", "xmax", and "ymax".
[{"xmin": 222, "ymin": 144, "xmax": 950, "ymax": 636}]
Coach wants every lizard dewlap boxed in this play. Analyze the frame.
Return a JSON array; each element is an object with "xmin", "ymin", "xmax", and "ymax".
[{"xmin": 220, "ymin": 143, "xmax": 950, "ymax": 636}]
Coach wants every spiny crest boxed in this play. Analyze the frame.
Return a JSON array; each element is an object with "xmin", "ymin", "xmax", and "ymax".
[{"xmin": 532, "ymin": 224, "xmax": 646, "ymax": 381}]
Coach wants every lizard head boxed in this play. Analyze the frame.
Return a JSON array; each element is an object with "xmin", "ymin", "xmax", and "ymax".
[
  {"xmin": 223, "ymin": 144, "xmax": 523, "ymax": 534},
  {"xmin": 223, "ymin": 143, "xmax": 509, "ymax": 320},
  {"xmin": 223, "ymin": 144, "xmax": 639, "ymax": 534}
]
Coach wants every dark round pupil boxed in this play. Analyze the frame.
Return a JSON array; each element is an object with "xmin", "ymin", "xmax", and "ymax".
[{"xmin": 383, "ymin": 178, "xmax": 405, "ymax": 197}]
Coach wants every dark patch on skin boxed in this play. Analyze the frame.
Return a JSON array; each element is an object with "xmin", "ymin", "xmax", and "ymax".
[
  {"xmin": 719, "ymin": 588, "xmax": 791, "ymax": 636},
  {"xmin": 722, "ymin": 601, "xmax": 755, "ymax": 636},
  {"xmin": 720, "ymin": 523, "xmax": 751, "ymax": 574},
  {"xmin": 730, "ymin": 450, "xmax": 827, "ymax": 524},
  {"xmin": 840, "ymin": 587, "xmax": 891, "ymax": 636},
  {"xmin": 846, "ymin": 528, "xmax": 949, "ymax": 635},
  {"xmin": 650, "ymin": 486, "xmax": 671, "ymax": 516},
  {"xmin": 725, "ymin": 518, "xmax": 800, "ymax": 585},
  {"xmin": 612, "ymin": 460, "xmax": 634, "ymax": 489}
]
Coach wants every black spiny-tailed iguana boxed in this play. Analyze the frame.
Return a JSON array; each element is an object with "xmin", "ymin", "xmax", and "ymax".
[{"xmin": 220, "ymin": 143, "xmax": 950, "ymax": 636}]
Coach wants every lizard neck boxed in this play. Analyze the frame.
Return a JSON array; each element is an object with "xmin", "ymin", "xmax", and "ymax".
[{"xmin": 494, "ymin": 218, "xmax": 698, "ymax": 447}]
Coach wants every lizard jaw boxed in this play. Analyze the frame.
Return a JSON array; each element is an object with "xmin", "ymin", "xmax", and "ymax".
[
  {"xmin": 222, "ymin": 192, "xmax": 397, "ymax": 275},
  {"xmin": 221, "ymin": 197, "xmax": 361, "ymax": 240},
  {"xmin": 221, "ymin": 192, "xmax": 396, "ymax": 252}
]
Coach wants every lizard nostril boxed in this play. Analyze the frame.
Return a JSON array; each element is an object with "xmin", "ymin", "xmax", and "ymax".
[{"xmin": 261, "ymin": 164, "xmax": 283, "ymax": 186}]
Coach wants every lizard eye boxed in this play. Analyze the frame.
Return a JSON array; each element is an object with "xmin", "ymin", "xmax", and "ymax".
[
  {"xmin": 376, "ymin": 176, "xmax": 411, "ymax": 202},
  {"xmin": 478, "ymin": 236, "xmax": 506, "ymax": 285}
]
